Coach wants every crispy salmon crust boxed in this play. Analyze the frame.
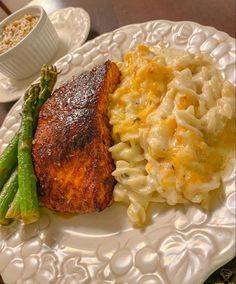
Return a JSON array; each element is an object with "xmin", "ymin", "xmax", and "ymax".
[{"xmin": 32, "ymin": 61, "xmax": 120, "ymax": 213}]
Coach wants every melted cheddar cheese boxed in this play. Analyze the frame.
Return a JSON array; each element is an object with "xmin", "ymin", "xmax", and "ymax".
[{"xmin": 108, "ymin": 44, "xmax": 235, "ymax": 227}]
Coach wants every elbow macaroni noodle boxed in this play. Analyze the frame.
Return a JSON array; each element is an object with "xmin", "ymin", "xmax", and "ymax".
[{"xmin": 108, "ymin": 44, "xmax": 235, "ymax": 227}]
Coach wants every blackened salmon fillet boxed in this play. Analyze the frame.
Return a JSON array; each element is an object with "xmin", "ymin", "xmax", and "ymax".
[{"xmin": 32, "ymin": 61, "xmax": 120, "ymax": 213}]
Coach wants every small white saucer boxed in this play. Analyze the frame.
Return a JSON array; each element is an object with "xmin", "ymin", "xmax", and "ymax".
[{"xmin": 0, "ymin": 7, "xmax": 90, "ymax": 103}]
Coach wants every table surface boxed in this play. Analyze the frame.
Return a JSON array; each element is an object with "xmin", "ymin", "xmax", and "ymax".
[{"xmin": 0, "ymin": 0, "xmax": 235, "ymax": 283}]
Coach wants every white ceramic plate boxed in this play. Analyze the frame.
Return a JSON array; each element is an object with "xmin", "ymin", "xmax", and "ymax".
[
  {"xmin": 0, "ymin": 20, "xmax": 235, "ymax": 284},
  {"xmin": 0, "ymin": 7, "xmax": 90, "ymax": 103}
]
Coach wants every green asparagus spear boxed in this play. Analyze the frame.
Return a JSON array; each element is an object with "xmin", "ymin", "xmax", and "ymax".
[
  {"xmin": 33, "ymin": 64, "xmax": 58, "ymax": 126},
  {"xmin": 5, "ymin": 189, "xmax": 21, "ymax": 220},
  {"xmin": 0, "ymin": 169, "xmax": 18, "ymax": 225},
  {"xmin": 0, "ymin": 85, "xmax": 37, "ymax": 191},
  {"xmin": 0, "ymin": 65, "xmax": 58, "ymax": 191},
  {"xmin": 0, "ymin": 86, "xmax": 37, "ymax": 191},
  {"xmin": 10, "ymin": 66, "xmax": 58, "ymax": 221},
  {"xmin": 0, "ymin": 86, "xmax": 40, "ymax": 222},
  {"xmin": 0, "ymin": 134, "xmax": 18, "ymax": 189},
  {"xmin": 0, "ymin": 65, "xmax": 58, "ymax": 224},
  {"xmin": 17, "ymin": 85, "xmax": 40, "ymax": 224}
]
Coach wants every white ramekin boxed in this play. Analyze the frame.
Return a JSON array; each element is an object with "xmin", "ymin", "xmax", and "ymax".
[{"xmin": 0, "ymin": 5, "xmax": 59, "ymax": 80}]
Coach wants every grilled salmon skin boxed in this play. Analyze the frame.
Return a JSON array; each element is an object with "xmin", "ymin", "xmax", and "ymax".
[{"xmin": 32, "ymin": 61, "xmax": 120, "ymax": 213}]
